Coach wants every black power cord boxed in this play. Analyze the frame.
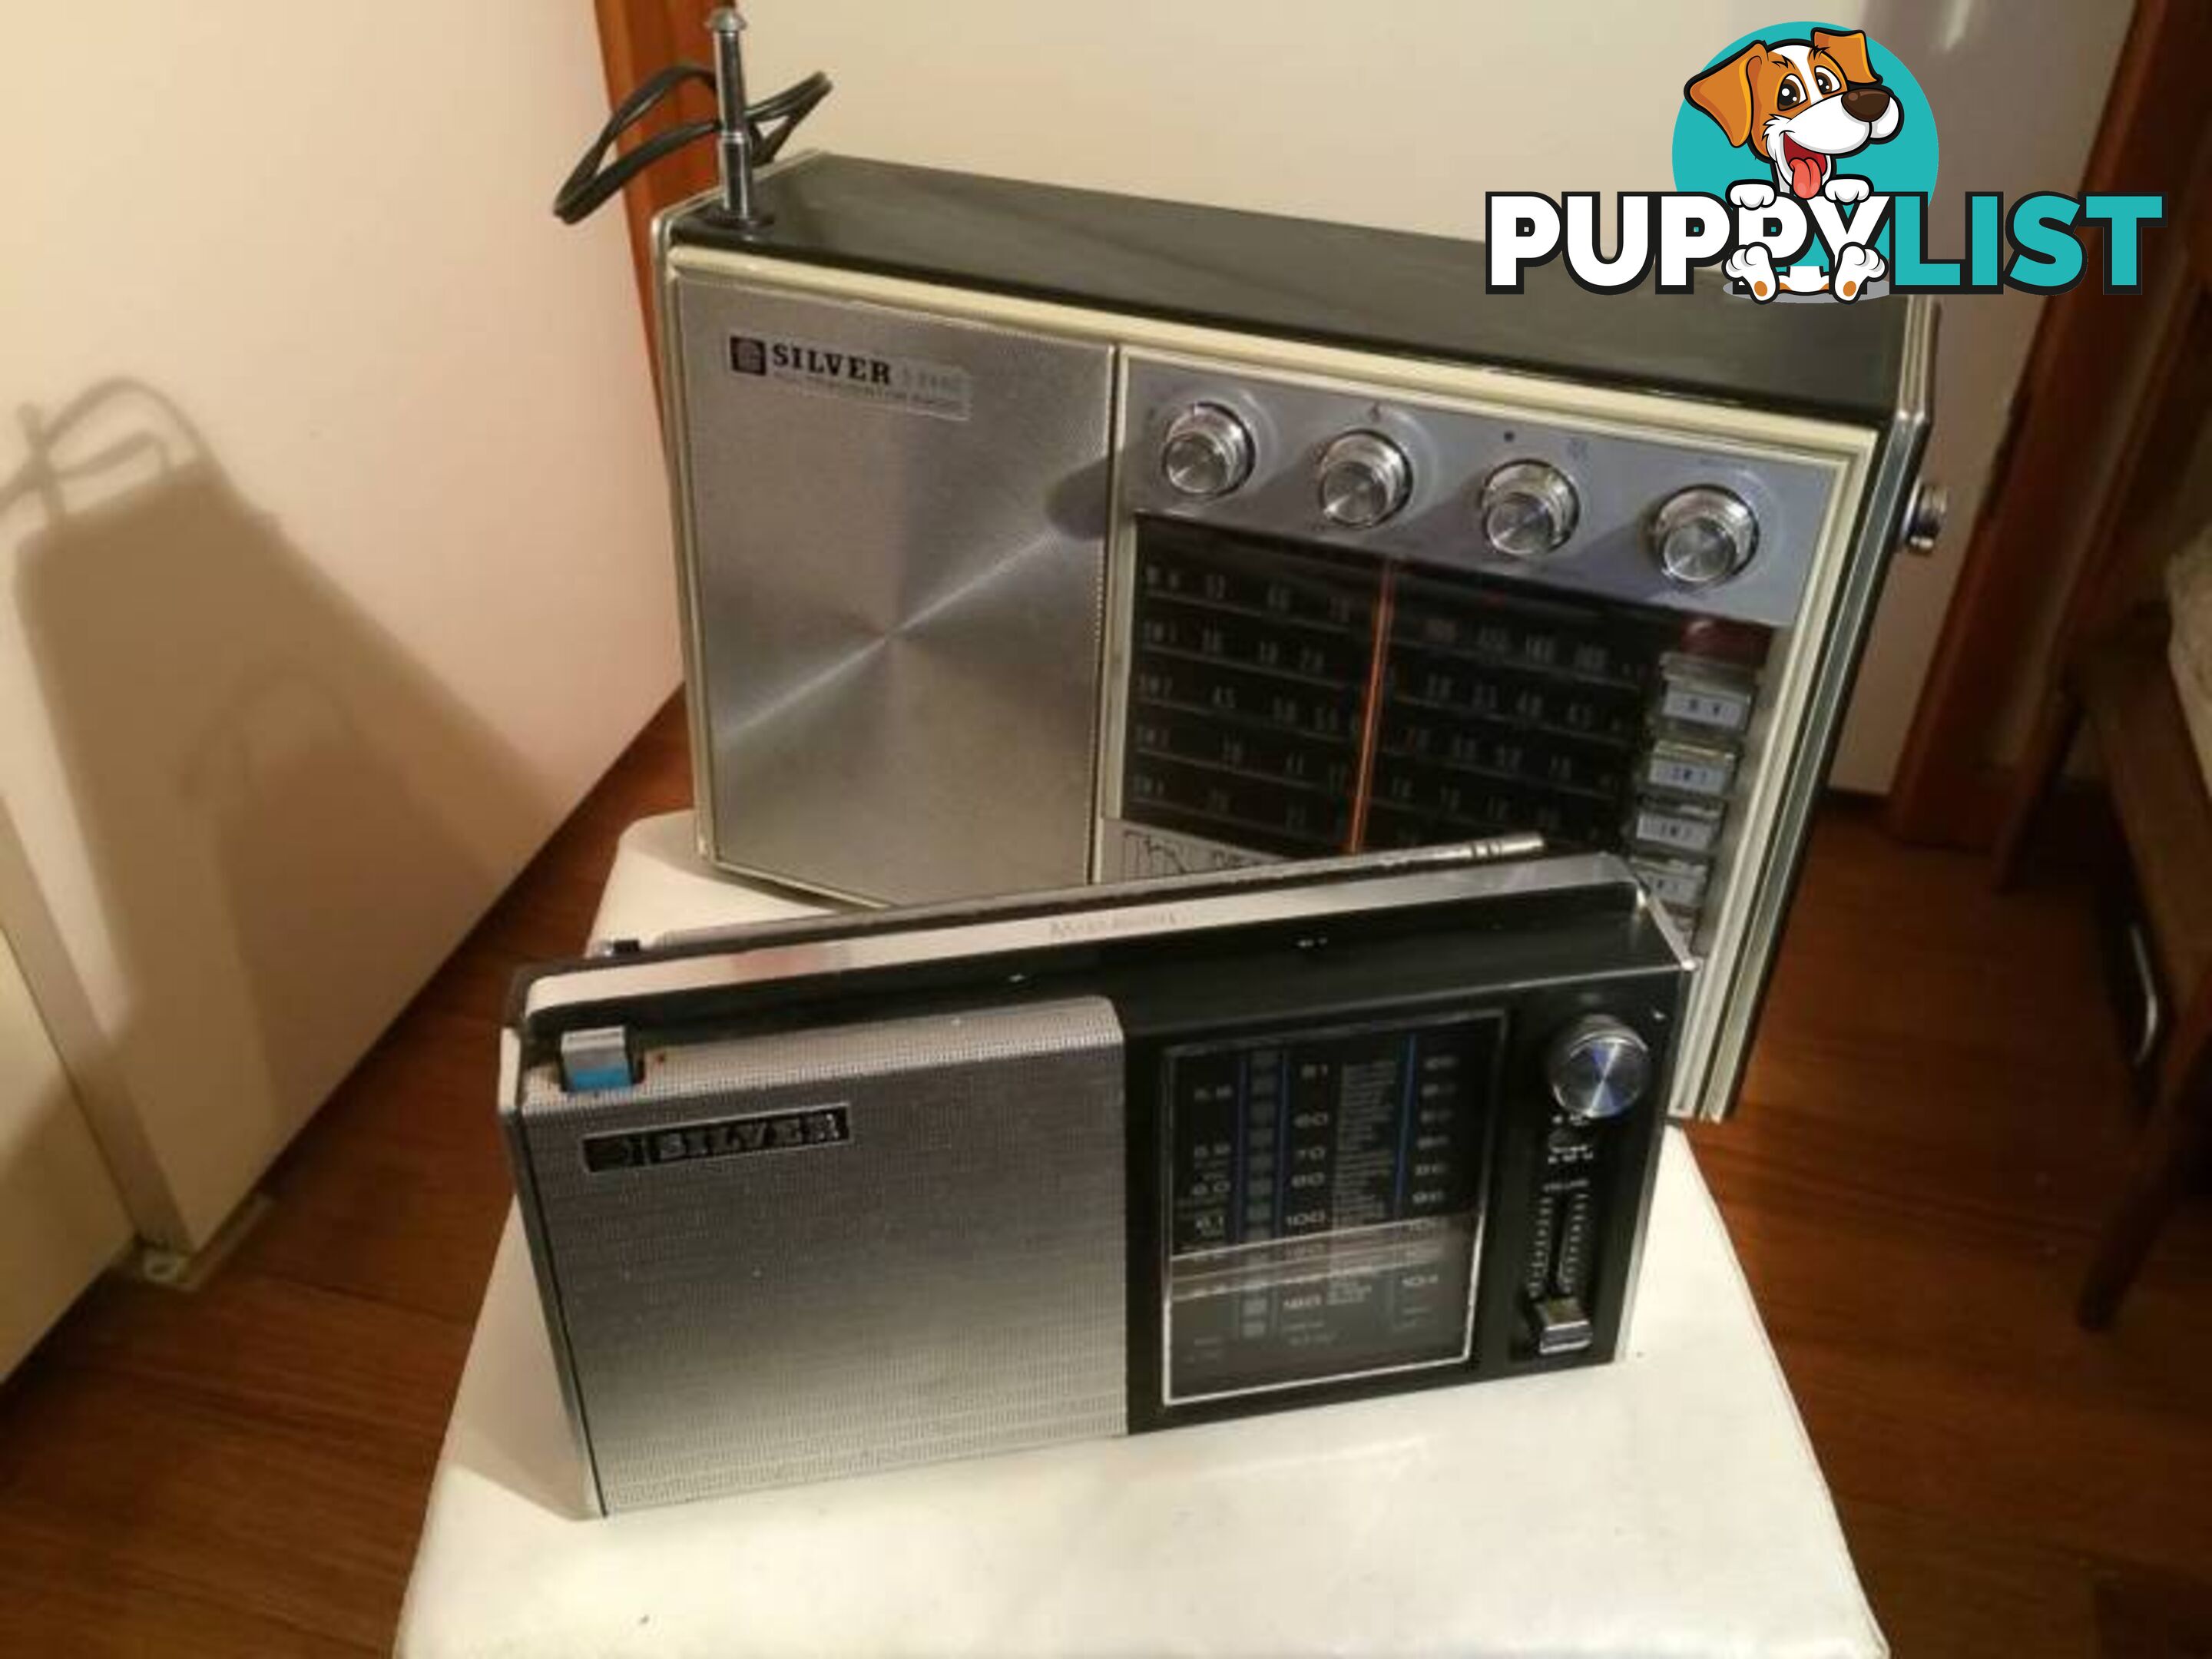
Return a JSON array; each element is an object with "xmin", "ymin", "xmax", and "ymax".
[{"xmin": 553, "ymin": 65, "xmax": 832, "ymax": 226}]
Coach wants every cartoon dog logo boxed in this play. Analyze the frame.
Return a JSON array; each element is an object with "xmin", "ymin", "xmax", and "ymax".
[{"xmin": 1685, "ymin": 28, "xmax": 1902, "ymax": 301}]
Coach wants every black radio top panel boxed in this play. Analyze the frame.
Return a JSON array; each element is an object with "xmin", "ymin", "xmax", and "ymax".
[
  {"xmin": 509, "ymin": 842, "xmax": 1674, "ymax": 1051},
  {"xmin": 669, "ymin": 154, "xmax": 1909, "ymax": 425}
]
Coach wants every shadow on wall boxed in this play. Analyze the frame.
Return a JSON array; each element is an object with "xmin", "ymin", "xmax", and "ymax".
[{"xmin": 2, "ymin": 381, "xmax": 543, "ymax": 1246}]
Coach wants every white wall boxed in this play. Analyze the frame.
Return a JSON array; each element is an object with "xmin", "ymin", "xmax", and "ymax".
[
  {"xmin": 741, "ymin": 0, "xmax": 2132, "ymax": 786},
  {"xmin": 0, "ymin": 5, "xmax": 677, "ymax": 1248}
]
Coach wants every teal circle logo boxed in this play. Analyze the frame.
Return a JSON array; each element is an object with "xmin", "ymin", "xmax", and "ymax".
[{"xmin": 1672, "ymin": 24, "xmax": 1937, "ymax": 288}]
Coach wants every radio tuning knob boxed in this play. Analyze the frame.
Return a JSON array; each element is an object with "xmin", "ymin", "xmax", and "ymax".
[
  {"xmin": 1650, "ymin": 487, "xmax": 1760, "ymax": 588},
  {"xmin": 1480, "ymin": 460, "xmax": 1580, "ymax": 559},
  {"xmin": 1161, "ymin": 403, "xmax": 1255, "ymax": 499},
  {"xmin": 1545, "ymin": 1015, "xmax": 1652, "ymax": 1124},
  {"xmin": 1316, "ymin": 431, "xmax": 1413, "ymax": 528}
]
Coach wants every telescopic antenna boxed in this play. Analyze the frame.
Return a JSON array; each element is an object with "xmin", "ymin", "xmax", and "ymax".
[{"xmin": 707, "ymin": 7, "xmax": 770, "ymax": 232}]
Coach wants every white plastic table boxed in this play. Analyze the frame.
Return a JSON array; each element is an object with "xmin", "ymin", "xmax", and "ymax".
[{"xmin": 396, "ymin": 812, "xmax": 1884, "ymax": 1658}]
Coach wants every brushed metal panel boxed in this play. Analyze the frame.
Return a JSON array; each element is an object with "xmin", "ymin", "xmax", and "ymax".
[
  {"xmin": 518, "ymin": 998, "xmax": 1127, "ymax": 1512},
  {"xmin": 673, "ymin": 277, "xmax": 1114, "ymax": 901}
]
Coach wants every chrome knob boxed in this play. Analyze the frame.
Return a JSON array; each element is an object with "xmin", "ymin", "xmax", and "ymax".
[
  {"xmin": 1902, "ymin": 480, "xmax": 1948, "ymax": 555},
  {"xmin": 1649, "ymin": 487, "xmax": 1759, "ymax": 588},
  {"xmin": 1316, "ymin": 431, "xmax": 1412, "ymax": 528},
  {"xmin": 1480, "ymin": 460, "xmax": 1580, "ymax": 559},
  {"xmin": 1161, "ymin": 403, "xmax": 1254, "ymax": 499},
  {"xmin": 1545, "ymin": 1015, "xmax": 1651, "ymax": 1124}
]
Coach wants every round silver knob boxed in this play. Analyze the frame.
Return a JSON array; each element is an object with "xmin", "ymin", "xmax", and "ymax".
[
  {"xmin": 1649, "ymin": 487, "xmax": 1759, "ymax": 588},
  {"xmin": 1316, "ymin": 431, "xmax": 1412, "ymax": 528},
  {"xmin": 1161, "ymin": 403, "xmax": 1254, "ymax": 499},
  {"xmin": 1545, "ymin": 1015, "xmax": 1652, "ymax": 1124},
  {"xmin": 1479, "ymin": 460, "xmax": 1580, "ymax": 560}
]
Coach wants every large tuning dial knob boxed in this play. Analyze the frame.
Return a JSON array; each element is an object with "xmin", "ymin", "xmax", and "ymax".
[
  {"xmin": 1545, "ymin": 1015, "xmax": 1652, "ymax": 1124},
  {"xmin": 1479, "ymin": 460, "xmax": 1580, "ymax": 560},
  {"xmin": 1316, "ymin": 431, "xmax": 1413, "ymax": 528},
  {"xmin": 1161, "ymin": 403, "xmax": 1254, "ymax": 499},
  {"xmin": 1649, "ymin": 487, "xmax": 1759, "ymax": 588}
]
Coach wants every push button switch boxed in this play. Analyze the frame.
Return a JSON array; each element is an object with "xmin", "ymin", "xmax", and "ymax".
[
  {"xmin": 559, "ymin": 1026, "xmax": 638, "ymax": 1093},
  {"xmin": 1527, "ymin": 1294, "xmax": 1596, "ymax": 1357}
]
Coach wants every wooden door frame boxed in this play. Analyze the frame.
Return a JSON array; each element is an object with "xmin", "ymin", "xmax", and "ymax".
[{"xmin": 1884, "ymin": 0, "xmax": 2211, "ymax": 846}]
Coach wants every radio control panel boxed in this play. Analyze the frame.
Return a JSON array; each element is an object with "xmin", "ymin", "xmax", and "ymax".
[
  {"xmin": 1120, "ymin": 358, "xmax": 1837, "ymax": 630},
  {"xmin": 1102, "ymin": 353, "xmax": 1831, "ymax": 958},
  {"xmin": 1155, "ymin": 1000, "xmax": 1662, "ymax": 1395}
]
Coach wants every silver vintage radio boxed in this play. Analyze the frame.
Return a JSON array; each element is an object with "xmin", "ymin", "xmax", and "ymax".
[
  {"xmin": 503, "ymin": 842, "xmax": 1690, "ymax": 1512},
  {"xmin": 541, "ymin": 11, "xmax": 1938, "ymax": 1130},
  {"xmin": 647, "ymin": 147, "xmax": 1935, "ymax": 1128}
]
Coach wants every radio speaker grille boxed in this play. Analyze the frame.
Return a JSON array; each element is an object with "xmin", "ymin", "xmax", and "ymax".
[{"xmin": 518, "ymin": 998, "xmax": 1128, "ymax": 1511}]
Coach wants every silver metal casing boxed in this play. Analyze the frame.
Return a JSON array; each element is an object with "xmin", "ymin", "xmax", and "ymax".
[{"xmin": 505, "ymin": 842, "xmax": 1689, "ymax": 1512}]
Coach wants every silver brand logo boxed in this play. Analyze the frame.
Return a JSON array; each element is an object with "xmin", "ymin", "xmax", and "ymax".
[
  {"xmin": 728, "ymin": 333, "xmax": 972, "ymax": 421},
  {"xmin": 583, "ymin": 1105, "xmax": 850, "ymax": 1173}
]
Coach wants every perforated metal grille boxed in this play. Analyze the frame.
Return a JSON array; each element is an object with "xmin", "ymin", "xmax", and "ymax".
[{"xmin": 520, "ymin": 998, "xmax": 1128, "ymax": 1511}]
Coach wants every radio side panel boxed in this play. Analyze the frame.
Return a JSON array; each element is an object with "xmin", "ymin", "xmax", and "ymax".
[
  {"xmin": 512, "ymin": 998, "xmax": 1128, "ymax": 1512},
  {"xmin": 495, "ymin": 1028, "xmax": 604, "ymax": 1515},
  {"xmin": 1694, "ymin": 299, "xmax": 1937, "ymax": 1121},
  {"xmin": 666, "ymin": 271, "xmax": 1114, "ymax": 902}
]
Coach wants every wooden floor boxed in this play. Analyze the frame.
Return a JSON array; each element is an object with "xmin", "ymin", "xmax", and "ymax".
[{"xmin": 2, "ymin": 699, "xmax": 2207, "ymax": 1657}]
